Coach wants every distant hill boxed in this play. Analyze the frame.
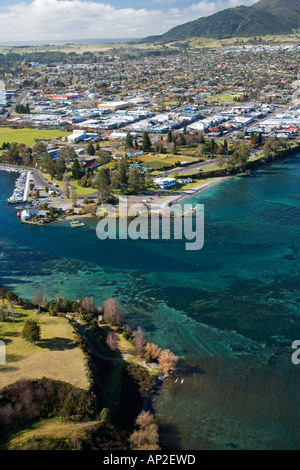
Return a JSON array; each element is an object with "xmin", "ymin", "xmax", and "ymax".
[
  {"xmin": 141, "ymin": 0, "xmax": 300, "ymax": 43},
  {"xmin": 253, "ymin": 0, "xmax": 300, "ymax": 30}
]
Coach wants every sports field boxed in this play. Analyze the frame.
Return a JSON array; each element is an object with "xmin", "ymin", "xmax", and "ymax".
[{"xmin": 0, "ymin": 127, "xmax": 72, "ymax": 147}]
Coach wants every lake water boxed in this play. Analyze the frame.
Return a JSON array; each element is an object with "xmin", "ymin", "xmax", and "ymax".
[{"xmin": 0, "ymin": 157, "xmax": 299, "ymax": 449}]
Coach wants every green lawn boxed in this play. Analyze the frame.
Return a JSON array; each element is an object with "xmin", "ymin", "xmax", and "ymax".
[
  {"xmin": 0, "ymin": 301, "xmax": 89, "ymax": 390},
  {"xmin": 0, "ymin": 127, "xmax": 72, "ymax": 147},
  {"xmin": 69, "ymin": 180, "xmax": 96, "ymax": 196},
  {"xmin": 210, "ymin": 94, "xmax": 238, "ymax": 103}
]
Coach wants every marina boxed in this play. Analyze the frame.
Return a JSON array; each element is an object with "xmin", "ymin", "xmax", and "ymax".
[{"xmin": 0, "ymin": 166, "xmax": 32, "ymax": 204}]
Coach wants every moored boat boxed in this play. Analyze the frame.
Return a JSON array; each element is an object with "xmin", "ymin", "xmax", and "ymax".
[{"xmin": 70, "ymin": 220, "xmax": 85, "ymax": 228}]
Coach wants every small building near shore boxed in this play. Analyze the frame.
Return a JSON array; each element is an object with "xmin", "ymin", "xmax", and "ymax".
[
  {"xmin": 21, "ymin": 209, "xmax": 39, "ymax": 221},
  {"xmin": 154, "ymin": 177, "xmax": 177, "ymax": 189},
  {"xmin": 178, "ymin": 177, "xmax": 193, "ymax": 184}
]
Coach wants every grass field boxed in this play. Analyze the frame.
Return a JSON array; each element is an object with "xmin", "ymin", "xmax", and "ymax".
[
  {"xmin": 0, "ymin": 302, "xmax": 89, "ymax": 390},
  {"xmin": 0, "ymin": 34, "xmax": 299, "ymax": 58},
  {"xmin": 210, "ymin": 94, "xmax": 238, "ymax": 103},
  {"xmin": 178, "ymin": 176, "xmax": 217, "ymax": 190},
  {"xmin": 69, "ymin": 180, "xmax": 96, "ymax": 196},
  {"xmin": 5, "ymin": 418, "xmax": 101, "ymax": 450},
  {"xmin": 138, "ymin": 153, "xmax": 197, "ymax": 170},
  {"xmin": 187, "ymin": 34, "xmax": 300, "ymax": 48},
  {"xmin": 42, "ymin": 171, "xmax": 96, "ymax": 197},
  {"xmin": 0, "ymin": 127, "xmax": 72, "ymax": 147},
  {"xmin": 0, "ymin": 42, "xmax": 164, "ymax": 56}
]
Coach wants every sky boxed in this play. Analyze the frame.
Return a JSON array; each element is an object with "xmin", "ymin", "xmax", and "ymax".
[{"xmin": 0, "ymin": 0, "xmax": 258, "ymax": 43}]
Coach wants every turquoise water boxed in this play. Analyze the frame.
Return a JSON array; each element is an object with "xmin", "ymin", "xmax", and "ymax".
[{"xmin": 0, "ymin": 157, "xmax": 299, "ymax": 449}]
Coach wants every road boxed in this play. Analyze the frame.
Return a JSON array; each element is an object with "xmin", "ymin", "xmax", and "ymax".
[
  {"xmin": 31, "ymin": 169, "xmax": 52, "ymax": 189},
  {"xmin": 157, "ymin": 160, "xmax": 218, "ymax": 177},
  {"xmin": 1, "ymin": 90, "xmax": 29, "ymax": 121}
]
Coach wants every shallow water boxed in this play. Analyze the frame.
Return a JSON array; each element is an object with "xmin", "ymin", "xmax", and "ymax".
[{"xmin": 0, "ymin": 157, "xmax": 299, "ymax": 449}]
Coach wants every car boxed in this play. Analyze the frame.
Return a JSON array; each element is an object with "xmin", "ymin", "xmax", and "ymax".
[{"xmin": 197, "ymin": 168, "xmax": 203, "ymax": 171}]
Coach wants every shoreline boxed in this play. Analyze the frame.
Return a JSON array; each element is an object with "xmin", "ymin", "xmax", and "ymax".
[
  {"xmin": 156, "ymin": 176, "xmax": 232, "ymax": 208},
  {"xmin": 2, "ymin": 150, "xmax": 300, "ymax": 224}
]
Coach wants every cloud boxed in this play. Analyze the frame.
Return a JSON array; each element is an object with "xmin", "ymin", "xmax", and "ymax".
[{"xmin": 0, "ymin": 0, "xmax": 258, "ymax": 41}]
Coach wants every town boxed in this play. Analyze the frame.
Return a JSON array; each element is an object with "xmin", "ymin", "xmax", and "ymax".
[{"xmin": 0, "ymin": 41, "xmax": 300, "ymax": 224}]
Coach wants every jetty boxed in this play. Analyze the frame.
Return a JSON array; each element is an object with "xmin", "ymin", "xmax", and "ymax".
[{"xmin": 23, "ymin": 171, "xmax": 31, "ymax": 202}]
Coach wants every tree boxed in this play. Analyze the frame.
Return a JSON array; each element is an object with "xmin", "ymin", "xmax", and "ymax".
[
  {"xmin": 250, "ymin": 131, "xmax": 257, "ymax": 145},
  {"xmin": 132, "ymin": 326, "xmax": 146, "ymax": 355},
  {"xmin": 71, "ymin": 158, "xmax": 84, "ymax": 180},
  {"xmin": 32, "ymin": 291, "xmax": 46, "ymax": 312},
  {"xmin": 116, "ymin": 159, "xmax": 129, "ymax": 186},
  {"xmin": 100, "ymin": 407, "xmax": 111, "ymax": 423},
  {"xmin": 166, "ymin": 129, "xmax": 173, "ymax": 143},
  {"xmin": 0, "ymin": 304, "xmax": 8, "ymax": 322},
  {"xmin": 69, "ymin": 185, "xmax": 77, "ymax": 207},
  {"xmin": 144, "ymin": 342, "xmax": 161, "ymax": 362},
  {"xmin": 62, "ymin": 171, "xmax": 70, "ymax": 197},
  {"xmin": 106, "ymin": 331, "xmax": 118, "ymax": 351},
  {"xmin": 142, "ymin": 131, "xmax": 151, "ymax": 152},
  {"xmin": 209, "ymin": 138, "xmax": 217, "ymax": 155},
  {"xmin": 22, "ymin": 319, "xmax": 41, "ymax": 346},
  {"xmin": 128, "ymin": 168, "xmax": 145, "ymax": 194},
  {"xmin": 135, "ymin": 410, "xmax": 154, "ymax": 429},
  {"xmin": 59, "ymin": 146, "xmax": 77, "ymax": 163},
  {"xmin": 130, "ymin": 422, "xmax": 160, "ymax": 450},
  {"xmin": 40, "ymin": 153, "xmax": 56, "ymax": 179},
  {"xmin": 5, "ymin": 291, "xmax": 17, "ymax": 322},
  {"xmin": 87, "ymin": 141, "xmax": 95, "ymax": 156},
  {"xmin": 0, "ymin": 285, "xmax": 6, "ymax": 305},
  {"xmin": 103, "ymin": 298, "xmax": 123, "ymax": 325},
  {"xmin": 55, "ymin": 158, "xmax": 67, "ymax": 181},
  {"xmin": 94, "ymin": 168, "xmax": 111, "ymax": 204},
  {"xmin": 215, "ymin": 154, "xmax": 227, "ymax": 169},
  {"xmin": 158, "ymin": 349, "xmax": 178, "ymax": 375},
  {"xmin": 263, "ymin": 137, "xmax": 280, "ymax": 160},
  {"xmin": 222, "ymin": 139, "xmax": 228, "ymax": 155},
  {"xmin": 145, "ymin": 170, "xmax": 153, "ymax": 188},
  {"xmin": 125, "ymin": 131, "xmax": 133, "ymax": 150},
  {"xmin": 32, "ymin": 141, "xmax": 47, "ymax": 160},
  {"xmin": 81, "ymin": 296, "xmax": 96, "ymax": 314}
]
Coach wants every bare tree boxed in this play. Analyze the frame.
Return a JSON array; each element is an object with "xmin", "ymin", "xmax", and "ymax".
[
  {"xmin": 103, "ymin": 298, "xmax": 123, "ymax": 325},
  {"xmin": 144, "ymin": 342, "xmax": 161, "ymax": 362},
  {"xmin": 62, "ymin": 171, "xmax": 70, "ymax": 198},
  {"xmin": 130, "ymin": 423, "xmax": 160, "ymax": 450},
  {"xmin": 5, "ymin": 291, "xmax": 18, "ymax": 321},
  {"xmin": 32, "ymin": 291, "xmax": 47, "ymax": 312},
  {"xmin": 69, "ymin": 184, "xmax": 77, "ymax": 207},
  {"xmin": 135, "ymin": 410, "xmax": 154, "ymax": 429},
  {"xmin": 106, "ymin": 331, "xmax": 118, "ymax": 351},
  {"xmin": 132, "ymin": 326, "xmax": 146, "ymax": 355},
  {"xmin": 81, "ymin": 296, "xmax": 96, "ymax": 314},
  {"xmin": 158, "ymin": 349, "xmax": 178, "ymax": 375}
]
